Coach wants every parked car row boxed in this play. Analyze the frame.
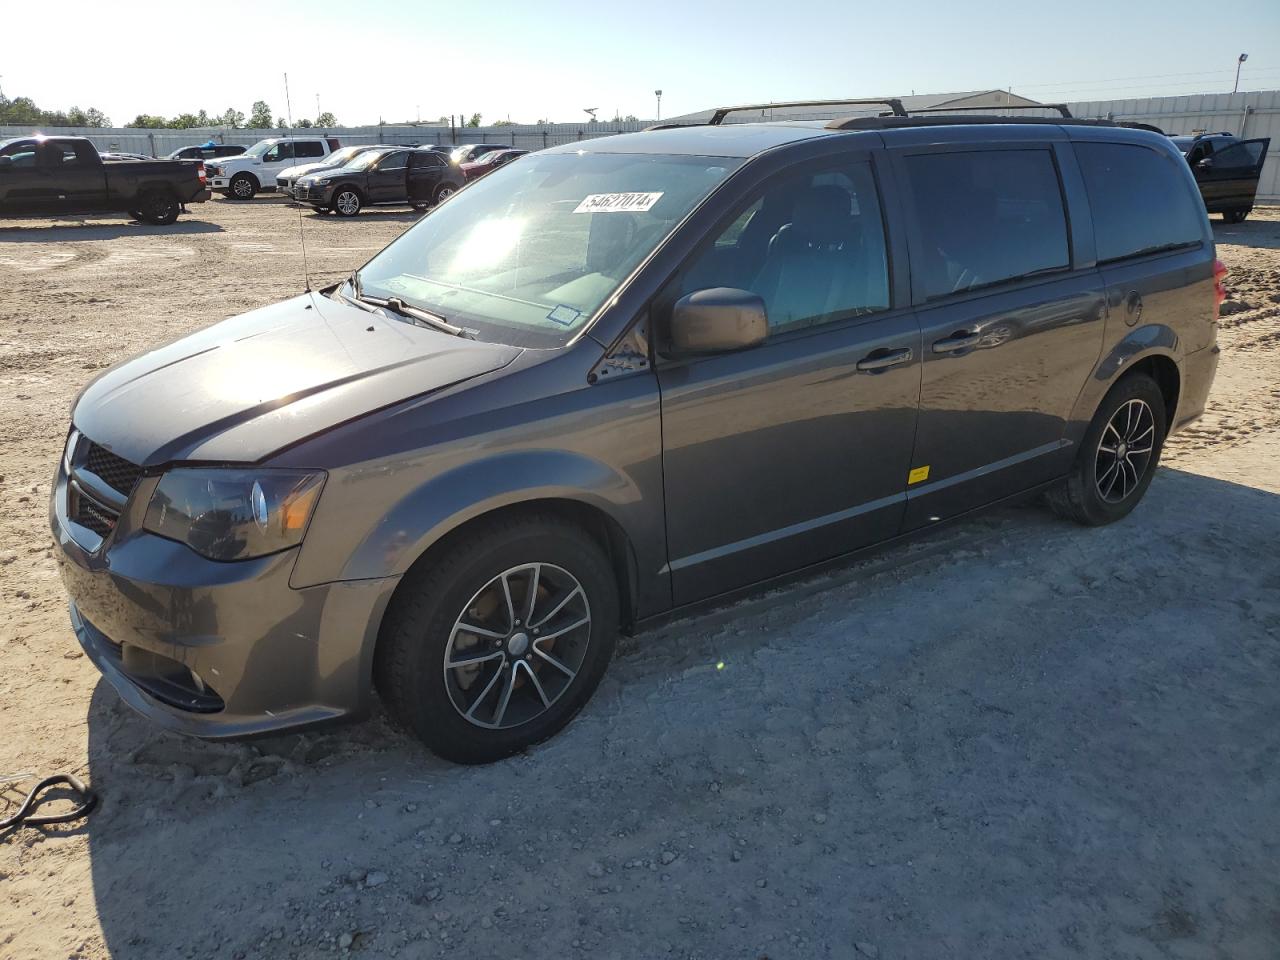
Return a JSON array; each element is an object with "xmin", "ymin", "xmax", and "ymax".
[{"xmin": 294, "ymin": 146, "xmax": 464, "ymax": 215}]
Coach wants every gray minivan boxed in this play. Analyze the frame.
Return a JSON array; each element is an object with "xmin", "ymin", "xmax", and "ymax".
[{"xmin": 53, "ymin": 110, "xmax": 1223, "ymax": 763}]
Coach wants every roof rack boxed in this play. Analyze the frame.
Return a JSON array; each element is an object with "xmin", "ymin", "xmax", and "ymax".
[
  {"xmin": 907, "ymin": 102, "xmax": 1074, "ymax": 118},
  {"xmin": 825, "ymin": 114, "xmax": 1106, "ymax": 131},
  {"xmin": 708, "ymin": 97, "xmax": 907, "ymax": 125}
]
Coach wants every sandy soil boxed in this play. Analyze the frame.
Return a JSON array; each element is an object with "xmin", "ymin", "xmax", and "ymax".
[{"xmin": 1, "ymin": 199, "xmax": 1278, "ymax": 960}]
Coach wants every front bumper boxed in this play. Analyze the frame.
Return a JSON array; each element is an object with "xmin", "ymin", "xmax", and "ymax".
[
  {"xmin": 52, "ymin": 459, "xmax": 400, "ymax": 738},
  {"xmin": 294, "ymin": 182, "xmax": 334, "ymax": 204},
  {"xmin": 209, "ymin": 176, "xmax": 229, "ymax": 191}
]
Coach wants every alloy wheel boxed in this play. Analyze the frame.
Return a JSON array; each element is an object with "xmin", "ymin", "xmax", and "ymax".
[
  {"xmin": 233, "ymin": 178, "xmax": 253, "ymax": 198},
  {"xmin": 1094, "ymin": 398, "xmax": 1156, "ymax": 503},
  {"xmin": 335, "ymin": 191, "xmax": 360, "ymax": 215},
  {"xmin": 443, "ymin": 563, "xmax": 591, "ymax": 730}
]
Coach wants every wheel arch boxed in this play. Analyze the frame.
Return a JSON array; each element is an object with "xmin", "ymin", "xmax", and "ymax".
[
  {"xmin": 1068, "ymin": 325, "xmax": 1183, "ymax": 446},
  {"xmin": 230, "ymin": 170, "xmax": 260, "ymax": 189}
]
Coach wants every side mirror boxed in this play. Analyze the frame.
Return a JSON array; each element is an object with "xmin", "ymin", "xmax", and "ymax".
[
  {"xmin": 1196, "ymin": 157, "xmax": 1214, "ymax": 170},
  {"xmin": 668, "ymin": 287, "xmax": 768, "ymax": 355}
]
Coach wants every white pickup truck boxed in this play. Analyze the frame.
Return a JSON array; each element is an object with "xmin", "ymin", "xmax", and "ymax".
[{"xmin": 205, "ymin": 136, "xmax": 341, "ymax": 199}]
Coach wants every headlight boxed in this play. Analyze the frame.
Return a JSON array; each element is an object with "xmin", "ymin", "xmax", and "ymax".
[{"xmin": 144, "ymin": 469, "xmax": 325, "ymax": 561}]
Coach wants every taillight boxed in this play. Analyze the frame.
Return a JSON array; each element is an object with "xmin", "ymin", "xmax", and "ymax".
[
  {"xmin": 1213, "ymin": 258, "xmax": 1228, "ymax": 320},
  {"xmin": 198, "ymin": 161, "xmax": 207, "ymax": 184}
]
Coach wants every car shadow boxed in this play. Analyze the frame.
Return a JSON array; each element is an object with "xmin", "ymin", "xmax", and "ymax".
[
  {"xmin": 304, "ymin": 207, "xmax": 424, "ymax": 224},
  {"xmin": 1210, "ymin": 211, "xmax": 1280, "ymax": 249},
  {"xmin": 0, "ymin": 220, "xmax": 224, "ymax": 242},
  {"xmin": 77, "ymin": 465, "xmax": 1280, "ymax": 959}
]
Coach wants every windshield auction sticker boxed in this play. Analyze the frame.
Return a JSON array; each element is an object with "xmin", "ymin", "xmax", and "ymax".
[{"xmin": 573, "ymin": 192, "xmax": 664, "ymax": 214}]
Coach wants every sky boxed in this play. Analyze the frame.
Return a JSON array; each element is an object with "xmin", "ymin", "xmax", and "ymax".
[{"xmin": 5, "ymin": 0, "xmax": 1280, "ymax": 127}]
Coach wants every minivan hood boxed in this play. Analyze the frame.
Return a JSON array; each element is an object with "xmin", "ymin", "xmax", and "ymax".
[{"xmin": 72, "ymin": 293, "xmax": 521, "ymax": 467}]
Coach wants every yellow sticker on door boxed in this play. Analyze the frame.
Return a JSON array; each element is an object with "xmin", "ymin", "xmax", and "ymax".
[{"xmin": 908, "ymin": 465, "xmax": 930, "ymax": 485}]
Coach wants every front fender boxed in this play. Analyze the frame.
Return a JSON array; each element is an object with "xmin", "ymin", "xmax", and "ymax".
[{"xmin": 328, "ymin": 449, "xmax": 642, "ymax": 583}]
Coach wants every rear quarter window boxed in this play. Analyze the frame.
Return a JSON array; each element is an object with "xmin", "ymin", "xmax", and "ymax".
[{"xmin": 1073, "ymin": 142, "xmax": 1204, "ymax": 263}]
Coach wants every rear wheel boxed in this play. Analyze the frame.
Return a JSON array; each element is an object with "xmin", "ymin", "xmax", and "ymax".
[
  {"xmin": 332, "ymin": 187, "xmax": 362, "ymax": 216},
  {"xmin": 137, "ymin": 190, "xmax": 179, "ymax": 225},
  {"xmin": 228, "ymin": 173, "xmax": 258, "ymax": 200},
  {"xmin": 433, "ymin": 182, "xmax": 457, "ymax": 205},
  {"xmin": 411, "ymin": 202, "xmax": 429, "ymax": 212},
  {"xmin": 1046, "ymin": 373, "xmax": 1167, "ymax": 526},
  {"xmin": 374, "ymin": 514, "xmax": 619, "ymax": 764},
  {"xmin": 1222, "ymin": 209, "xmax": 1249, "ymax": 224}
]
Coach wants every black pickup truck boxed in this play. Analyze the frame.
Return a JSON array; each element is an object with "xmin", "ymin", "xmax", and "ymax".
[{"xmin": 0, "ymin": 136, "xmax": 210, "ymax": 224}]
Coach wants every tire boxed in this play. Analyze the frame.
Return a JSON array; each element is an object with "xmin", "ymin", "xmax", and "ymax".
[
  {"xmin": 332, "ymin": 187, "xmax": 362, "ymax": 216},
  {"xmin": 374, "ymin": 514, "xmax": 619, "ymax": 764},
  {"xmin": 411, "ymin": 202, "xmax": 429, "ymax": 212},
  {"xmin": 228, "ymin": 173, "xmax": 258, "ymax": 200},
  {"xmin": 128, "ymin": 209, "xmax": 144, "ymax": 222},
  {"xmin": 1222, "ymin": 209, "xmax": 1249, "ymax": 224},
  {"xmin": 137, "ymin": 190, "xmax": 179, "ymax": 225},
  {"xmin": 433, "ymin": 182, "xmax": 458, "ymax": 205},
  {"xmin": 1046, "ymin": 372, "xmax": 1167, "ymax": 526}
]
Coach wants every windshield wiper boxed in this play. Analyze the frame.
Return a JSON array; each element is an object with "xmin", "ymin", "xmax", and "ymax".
[{"xmin": 341, "ymin": 273, "xmax": 471, "ymax": 338}]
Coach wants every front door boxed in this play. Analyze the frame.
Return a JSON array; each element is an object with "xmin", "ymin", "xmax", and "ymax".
[
  {"xmin": 657, "ymin": 155, "xmax": 921, "ymax": 604},
  {"xmin": 0, "ymin": 140, "xmax": 49, "ymax": 215},
  {"xmin": 368, "ymin": 150, "xmax": 410, "ymax": 203},
  {"xmin": 892, "ymin": 143, "xmax": 1106, "ymax": 528},
  {"xmin": 1194, "ymin": 138, "xmax": 1270, "ymax": 213}
]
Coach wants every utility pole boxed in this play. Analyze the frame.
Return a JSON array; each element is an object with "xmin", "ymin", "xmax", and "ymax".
[
  {"xmin": 1233, "ymin": 53, "xmax": 1249, "ymax": 94},
  {"xmin": 655, "ymin": 89, "xmax": 663, "ymax": 122},
  {"xmin": 315, "ymin": 93, "xmax": 320, "ymax": 121}
]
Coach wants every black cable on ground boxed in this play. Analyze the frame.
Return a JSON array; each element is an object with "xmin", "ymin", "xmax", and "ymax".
[{"xmin": 0, "ymin": 774, "xmax": 98, "ymax": 831}]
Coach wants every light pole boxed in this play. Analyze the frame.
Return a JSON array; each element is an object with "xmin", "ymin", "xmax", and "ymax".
[
  {"xmin": 1234, "ymin": 53, "xmax": 1248, "ymax": 94},
  {"xmin": 655, "ymin": 89, "xmax": 663, "ymax": 122}
]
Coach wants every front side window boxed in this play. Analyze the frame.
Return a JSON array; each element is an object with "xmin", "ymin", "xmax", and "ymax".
[
  {"xmin": 0, "ymin": 139, "xmax": 38, "ymax": 167},
  {"xmin": 263, "ymin": 143, "xmax": 295, "ymax": 163},
  {"xmin": 44, "ymin": 142, "xmax": 91, "ymax": 168},
  {"xmin": 669, "ymin": 160, "xmax": 890, "ymax": 334},
  {"xmin": 378, "ymin": 151, "xmax": 409, "ymax": 171},
  {"xmin": 352, "ymin": 152, "xmax": 741, "ymax": 347},
  {"xmin": 1073, "ymin": 142, "xmax": 1205, "ymax": 263},
  {"xmin": 904, "ymin": 149, "xmax": 1070, "ymax": 299}
]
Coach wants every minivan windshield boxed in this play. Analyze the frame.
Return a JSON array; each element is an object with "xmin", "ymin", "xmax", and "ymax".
[{"xmin": 350, "ymin": 152, "xmax": 741, "ymax": 347}]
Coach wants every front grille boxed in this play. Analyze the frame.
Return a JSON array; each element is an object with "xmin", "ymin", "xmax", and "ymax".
[
  {"xmin": 73, "ymin": 490, "xmax": 118, "ymax": 536},
  {"xmin": 296, "ymin": 184, "xmax": 309, "ymax": 200},
  {"xmin": 83, "ymin": 441, "xmax": 141, "ymax": 497}
]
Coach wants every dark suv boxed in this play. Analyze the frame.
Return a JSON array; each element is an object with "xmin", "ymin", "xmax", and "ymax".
[
  {"xmin": 53, "ymin": 109, "xmax": 1221, "ymax": 763},
  {"xmin": 296, "ymin": 146, "xmax": 464, "ymax": 215},
  {"xmin": 1169, "ymin": 132, "xmax": 1270, "ymax": 222}
]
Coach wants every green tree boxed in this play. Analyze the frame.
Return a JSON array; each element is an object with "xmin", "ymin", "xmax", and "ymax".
[
  {"xmin": 275, "ymin": 117, "xmax": 287, "ymax": 128},
  {"xmin": 128, "ymin": 114, "xmax": 169, "ymax": 128},
  {"xmin": 219, "ymin": 107, "xmax": 245, "ymax": 128},
  {"xmin": 316, "ymin": 111, "xmax": 337, "ymax": 127},
  {"xmin": 493, "ymin": 119, "xmax": 515, "ymax": 127},
  {"xmin": 247, "ymin": 101, "xmax": 274, "ymax": 128},
  {"xmin": 467, "ymin": 112, "xmax": 482, "ymax": 127},
  {"xmin": 298, "ymin": 118, "xmax": 313, "ymax": 128}
]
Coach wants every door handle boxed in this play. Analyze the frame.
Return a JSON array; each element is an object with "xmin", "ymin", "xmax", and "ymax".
[
  {"xmin": 855, "ymin": 347, "xmax": 913, "ymax": 372},
  {"xmin": 932, "ymin": 331, "xmax": 982, "ymax": 353}
]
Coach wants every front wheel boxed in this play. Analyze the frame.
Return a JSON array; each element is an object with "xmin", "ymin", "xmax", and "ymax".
[
  {"xmin": 228, "ymin": 173, "xmax": 258, "ymax": 200},
  {"xmin": 332, "ymin": 188, "xmax": 362, "ymax": 216},
  {"xmin": 1046, "ymin": 373, "xmax": 1167, "ymax": 526},
  {"xmin": 1222, "ymin": 209, "xmax": 1249, "ymax": 224},
  {"xmin": 374, "ymin": 514, "xmax": 619, "ymax": 764},
  {"xmin": 137, "ymin": 191, "xmax": 179, "ymax": 225}
]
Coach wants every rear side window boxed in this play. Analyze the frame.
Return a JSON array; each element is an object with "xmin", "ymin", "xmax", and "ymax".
[
  {"xmin": 1073, "ymin": 142, "xmax": 1204, "ymax": 263},
  {"xmin": 903, "ymin": 149, "xmax": 1069, "ymax": 299},
  {"xmin": 296, "ymin": 142, "xmax": 326, "ymax": 159}
]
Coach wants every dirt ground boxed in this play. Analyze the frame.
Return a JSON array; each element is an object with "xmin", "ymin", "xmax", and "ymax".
[{"xmin": 1, "ymin": 198, "xmax": 1278, "ymax": 960}]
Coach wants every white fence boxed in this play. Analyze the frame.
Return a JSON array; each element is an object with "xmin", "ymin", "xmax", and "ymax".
[{"xmin": 1068, "ymin": 90, "xmax": 1279, "ymax": 201}]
